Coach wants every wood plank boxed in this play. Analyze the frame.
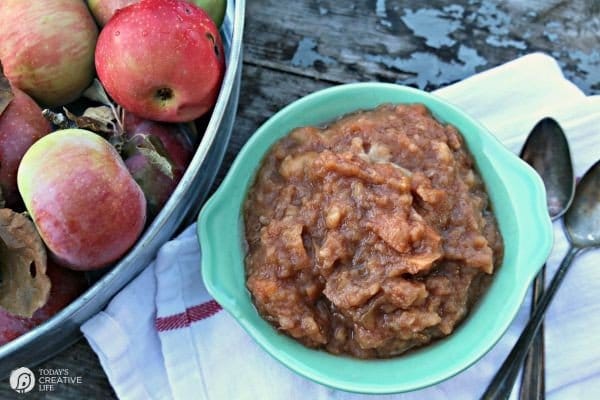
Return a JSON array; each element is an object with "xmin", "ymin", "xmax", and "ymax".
[{"xmin": 244, "ymin": 0, "xmax": 599, "ymax": 94}]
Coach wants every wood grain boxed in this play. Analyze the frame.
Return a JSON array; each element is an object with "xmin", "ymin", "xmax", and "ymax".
[
  {"xmin": 243, "ymin": 0, "xmax": 599, "ymax": 93},
  {"xmin": 1, "ymin": 0, "xmax": 597, "ymax": 398}
]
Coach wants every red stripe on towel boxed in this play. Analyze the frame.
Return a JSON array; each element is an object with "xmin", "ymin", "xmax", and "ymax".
[{"xmin": 155, "ymin": 300, "xmax": 222, "ymax": 332}]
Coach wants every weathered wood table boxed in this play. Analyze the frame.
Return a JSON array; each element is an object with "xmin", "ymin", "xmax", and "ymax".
[{"xmin": 2, "ymin": 0, "xmax": 598, "ymax": 398}]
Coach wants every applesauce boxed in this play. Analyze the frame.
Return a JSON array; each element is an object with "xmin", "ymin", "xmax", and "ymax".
[{"xmin": 243, "ymin": 104, "xmax": 503, "ymax": 358}]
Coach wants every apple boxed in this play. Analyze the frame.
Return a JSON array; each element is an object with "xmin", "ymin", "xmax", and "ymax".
[
  {"xmin": 86, "ymin": 0, "xmax": 136, "ymax": 26},
  {"xmin": 0, "ymin": 0, "xmax": 98, "ymax": 106},
  {"xmin": 0, "ymin": 261, "xmax": 87, "ymax": 346},
  {"xmin": 87, "ymin": 0, "xmax": 226, "ymax": 27},
  {"xmin": 0, "ymin": 86, "xmax": 52, "ymax": 209},
  {"xmin": 17, "ymin": 129, "xmax": 146, "ymax": 270},
  {"xmin": 95, "ymin": 0, "xmax": 225, "ymax": 122},
  {"xmin": 123, "ymin": 114, "xmax": 194, "ymax": 218},
  {"xmin": 194, "ymin": 0, "xmax": 226, "ymax": 27}
]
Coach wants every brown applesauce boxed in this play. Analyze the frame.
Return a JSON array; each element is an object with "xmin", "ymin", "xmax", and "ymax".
[{"xmin": 243, "ymin": 104, "xmax": 503, "ymax": 358}]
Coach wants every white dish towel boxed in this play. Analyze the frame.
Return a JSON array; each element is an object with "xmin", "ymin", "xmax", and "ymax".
[{"xmin": 82, "ymin": 53, "xmax": 600, "ymax": 400}]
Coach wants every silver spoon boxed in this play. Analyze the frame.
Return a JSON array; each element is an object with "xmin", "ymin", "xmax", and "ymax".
[
  {"xmin": 519, "ymin": 118, "xmax": 575, "ymax": 400},
  {"xmin": 482, "ymin": 159, "xmax": 600, "ymax": 400}
]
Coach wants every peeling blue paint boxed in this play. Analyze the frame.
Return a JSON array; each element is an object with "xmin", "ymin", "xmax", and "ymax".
[
  {"xmin": 468, "ymin": 1, "xmax": 511, "ymax": 36},
  {"xmin": 485, "ymin": 36, "xmax": 527, "ymax": 50},
  {"xmin": 375, "ymin": 0, "xmax": 392, "ymax": 28},
  {"xmin": 466, "ymin": 1, "xmax": 529, "ymax": 49},
  {"xmin": 543, "ymin": 21, "xmax": 561, "ymax": 42},
  {"xmin": 375, "ymin": 0, "xmax": 387, "ymax": 18},
  {"xmin": 401, "ymin": 8, "xmax": 461, "ymax": 48},
  {"xmin": 291, "ymin": 37, "xmax": 335, "ymax": 69},
  {"xmin": 443, "ymin": 4, "xmax": 465, "ymax": 19},
  {"xmin": 571, "ymin": 50, "xmax": 600, "ymax": 90},
  {"xmin": 544, "ymin": 32, "xmax": 559, "ymax": 42},
  {"xmin": 365, "ymin": 45, "xmax": 487, "ymax": 89}
]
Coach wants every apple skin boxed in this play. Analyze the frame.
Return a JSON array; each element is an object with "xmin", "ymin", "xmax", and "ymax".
[
  {"xmin": 95, "ymin": 0, "xmax": 225, "ymax": 122},
  {"xmin": 0, "ymin": 0, "xmax": 98, "ymax": 107},
  {"xmin": 123, "ymin": 114, "xmax": 194, "ymax": 219},
  {"xmin": 17, "ymin": 129, "xmax": 146, "ymax": 270},
  {"xmin": 0, "ymin": 86, "xmax": 52, "ymax": 209},
  {"xmin": 86, "ymin": 0, "xmax": 136, "ymax": 26},
  {"xmin": 0, "ymin": 261, "xmax": 87, "ymax": 346},
  {"xmin": 193, "ymin": 0, "xmax": 226, "ymax": 27},
  {"xmin": 87, "ymin": 0, "xmax": 225, "ymax": 27}
]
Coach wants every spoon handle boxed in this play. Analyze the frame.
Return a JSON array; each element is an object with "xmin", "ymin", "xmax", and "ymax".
[
  {"xmin": 519, "ymin": 266, "xmax": 546, "ymax": 400},
  {"xmin": 481, "ymin": 246, "xmax": 580, "ymax": 400}
]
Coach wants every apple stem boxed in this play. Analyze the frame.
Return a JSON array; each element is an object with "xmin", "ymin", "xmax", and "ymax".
[{"xmin": 42, "ymin": 109, "xmax": 71, "ymax": 129}]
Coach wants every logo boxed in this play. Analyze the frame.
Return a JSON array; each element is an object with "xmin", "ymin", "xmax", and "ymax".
[{"xmin": 9, "ymin": 367, "xmax": 35, "ymax": 393}]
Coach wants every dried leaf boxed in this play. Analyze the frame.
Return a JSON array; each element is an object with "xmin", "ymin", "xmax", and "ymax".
[
  {"xmin": 0, "ymin": 74, "xmax": 14, "ymax": 117},
  {"xmin": 0, "ymin": 209, "xmax": 50, "ymax": 318},
  {"xmin": 136, "ymin": 148, "xmax": 175, "ymax": 180},
  {"xmin": 82, "ymin": 78, "xmax": 113, "ymax": 106},
  {"xmin": 127, "ymin": 134, "xmax": 175, "ymax": 180},
  {"xmin": 83, "ymin": 106, "xmax": 115, "ymax": 124},
  {"xmin": 64, "ymin": 106, "xmax": 116, "ymax": 134}
]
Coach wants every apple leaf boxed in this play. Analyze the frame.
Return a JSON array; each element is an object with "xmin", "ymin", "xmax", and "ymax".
[
  {"xmin": 82, "ymin": 79, "xmax": 113, "ymax": 107},
  {"xmin": 0, "ymin": 75, "xmax": 14, "ymax": 117},
  {"xmin": 125, "ymin": 134, "xmax": 175, "ymax": 180},
  {"xmin": 0, "ymin": 209, "xmax": 51, "ymax": 318},
  {"xmin": 64, "ymin": 106, "xmax": 117, "ymax": 134}
]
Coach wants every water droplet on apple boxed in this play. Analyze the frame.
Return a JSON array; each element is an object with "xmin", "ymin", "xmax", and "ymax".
[{"xmin": 115, "ymin": 31, "xmax": 120, "ymax": 36}]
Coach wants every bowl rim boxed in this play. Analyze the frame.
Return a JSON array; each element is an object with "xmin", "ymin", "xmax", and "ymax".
[{"xmin": 199, "ymin": 82, "xmax": 553, "ymax": 394}]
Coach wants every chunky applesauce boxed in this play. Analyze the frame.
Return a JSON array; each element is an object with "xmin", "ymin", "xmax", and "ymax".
[{"xmin": 243, "ymin": 104, "xmax": 503, "ymax": 358}]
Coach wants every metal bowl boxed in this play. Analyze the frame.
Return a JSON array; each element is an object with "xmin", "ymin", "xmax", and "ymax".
[{"xmin": 0, "ymin": 0, "xmax": 245, "ymax": 377}]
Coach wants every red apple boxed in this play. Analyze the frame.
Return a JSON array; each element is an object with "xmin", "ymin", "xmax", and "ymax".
[
  {"xmin": 123, "ymin": 114, "xmax": 194, "ymax": 219},
  {"xmin": 17, "ymin": 129, "xmax": 146, "ymax": 270},
  {"xmin": 87, "ymin": 0, "xmax": 226, "ymax": 27},
  {"xmin": 95, "ymin": 0, "xmax": 225, "ymax": 122},
  {"xmin": 0, "ymin": 0, "xmax": 98, "ymax": 106},
  {"xmin": 0, "ymin": 261, "xmax": 87, "ymax": 346},
  {"xmin": 0, "ymin": 86, "xmax": 52, "ymax": 209}
]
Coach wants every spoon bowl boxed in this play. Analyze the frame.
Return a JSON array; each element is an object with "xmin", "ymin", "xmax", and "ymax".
[
  {"xmin": 520, "ymin": 118, "xmax": 575, "ymax": 219},
  {"xmin": 565, "ymin": 160, "xmax": 600, "ymax": 248}
]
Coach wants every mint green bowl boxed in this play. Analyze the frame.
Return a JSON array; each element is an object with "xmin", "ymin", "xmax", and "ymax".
[{"xmin": 198, "ymin": 83, "xmax": 553, "ymax": 394}]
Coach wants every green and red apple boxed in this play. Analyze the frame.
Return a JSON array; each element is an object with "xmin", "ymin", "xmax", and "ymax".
[
  {"xmin": 87, "ymin": 0, "xmax": 226, "ymax": 27},
  {"xmin": 95, "ymin": 0, "xmax": 225, "ymax": 122},
  {"xmin": 87, "ymin": 0, "xmax": 137, "ymax": 26},
  {"xmin": 0, "ymin": 0, "xmax": 98, "ymax": 106},
  {"xmin": 17, "ymin": 129, "xmax": 146, "ymax": 270}
]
